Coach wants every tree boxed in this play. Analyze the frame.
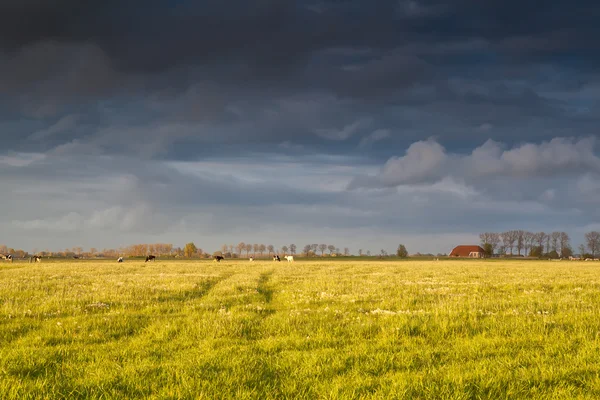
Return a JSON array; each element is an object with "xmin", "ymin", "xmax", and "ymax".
[
  {"xmin": 245, "ymin": 243, "xmax": 252, "ymax": 257},
  {"xmin": 303, "ymin": 245, "xmax": 312, "ymax": 257},
  {"xmin": 530, "ymin": 245, "xmax": 543, "ymax": 258},
  {"xmin": 479, "ymin": 232, "xmax": 492, "ymax": 247},
  {"xmin": 289, "ymin": 244, "xmax": 296, "ymax": 255},
  {"xmin": 547, "ymin": 250, "xmax": 560, "ymax": 259},
  {"xmin": 267, "ymin": 245, "xmax": 274, "ymax": 256},
  {"xmin": 516, "ymin": 230, "xmax": 525, "ymax": 255},
  {"xmin": 236, "ymin": 242, "xmax": 246, "ymax": 257},
  {"xmin": 523, "ymin": 231, "xmax": 534, "ymax": 256},
  {"xmin": 327, "ymin": 245, "xmax": 335, "ymax": 255},
  {"xmin": 259, "ymin": 244, "xmax": 266, "ymax": 257},
  {"xmin": 561, "ymin": 246, "xmax": 573, "ymax": 258},
  {"xmin": 344, "ymin": 247, "xmax": 350, "ymax": 256},
  {"xmin": 221, "ymin": 244, "xmax": 229, "ymax": 256},
  {"xmin": 366, "ymin": 250, "xmax": 371, "ymax": 256},
  {"xmin": 318, "ymin": 244, "xmax": 327, "ymax": 256},
  {"xmin": 252, "ymin": 244, "xmax": 259, "ymax": 257},
  {"xmin": 358, "ymin": 249, "xmax": 363, "ymax": 256},
  {"xmin": 311, "ymin": 244, "xmax": 318, "ymax": 254},
  {"xmin": 559, "ymin": 232, "xmax": 570, "ymax": 257},
  {"xmin": 535, "ymin": 232, "xmax": 546, "ymax": 252},
  {"xmin": 397, "ymin": 244, "xmax": 408, "ymax": 258},
  {"xmin": 281, "ymin": 245, "xmax": 289, "ymax": 255},
  {"xmin": 482, "ymin": 243, "xmax": 493, "ymax": 258},
  {"xmin": 184, "ymin": 242, "xmax": 197, "ymax": 258},
  {"xmin": 585, "ymin": 231, "xmax": 600, "ymax": 257},
  {"xmin": 550, "ymin": 232, "xmax": 561, "ymax": 253},
  {"xmin": 501, "ymin": 232, "xmax": 513, "ymax": 255},
  {"xmin": 578, "ymin": 244, "xmax": 586, "ymax": 257}
]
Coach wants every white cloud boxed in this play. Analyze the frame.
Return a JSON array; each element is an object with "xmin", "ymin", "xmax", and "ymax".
[{"xmin": 350, "ymin": 136, "xmax": 600, "ymax": 189}]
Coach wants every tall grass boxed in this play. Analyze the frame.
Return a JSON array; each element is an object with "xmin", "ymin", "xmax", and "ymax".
[{"xmin": 1, "ymin": 259, "xmax": 599, "ymax": 399}]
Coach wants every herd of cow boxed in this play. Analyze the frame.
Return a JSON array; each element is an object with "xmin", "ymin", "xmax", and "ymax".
[
  {"xmin": 1, "ymin": 253, "xmax": 294, "ymax": 264},
  {"xmin": 1, "ymin": 254, "xmax": 41, "ymax": 263}
]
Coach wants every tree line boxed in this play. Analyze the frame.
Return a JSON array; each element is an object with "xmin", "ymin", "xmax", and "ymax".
[{"xmin": 479, "ymin": 231, "xmax": 600, "ymax": 258}]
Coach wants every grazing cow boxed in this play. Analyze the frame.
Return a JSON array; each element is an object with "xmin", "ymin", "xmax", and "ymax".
[
  {"xmin": 145, "ymin": 255, "xmax": 156, "ymax": 262},
  {"xmin": 73, "ymin": 255, "xmax": 80, "ymax": 259},
  {"xmin": 213, "ymin": 255, "xmax": 224, "ymax": 262},
  {"xmin": 2, "ymin": 254, "xmax": 13, "ymax": 263},
  {"xmin": 273, "ymin": 255, "xmax": 281, "ymax": 261},
  {"xmin": 117, "ymin": 257, "xmax": 124, "ymax": 263},
  {"xmin": 249, "ymin": 257, "xmax": 254, "ymax": 262},
  {"xmin": 29, "ymin": 256, "xmax": 41, "ymax": 263},
  {"xmin": 285, "ymin": 255, "xmax": 294, "ymax": 262}
]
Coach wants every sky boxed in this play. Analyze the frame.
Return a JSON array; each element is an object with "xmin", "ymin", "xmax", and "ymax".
[{"xmin": 1, "ymin": 1, "xmax": 600, "ymax": 255}]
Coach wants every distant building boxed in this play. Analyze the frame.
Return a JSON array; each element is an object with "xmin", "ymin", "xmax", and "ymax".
[{"xmin": 449, "ymin": 245, "xmax": 486, "ymax": 258}]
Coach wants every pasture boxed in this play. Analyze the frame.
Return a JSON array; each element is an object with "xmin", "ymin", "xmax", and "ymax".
[{"xmin": 1, "ymin": 258, "xmax": 599, "ymax": 399}]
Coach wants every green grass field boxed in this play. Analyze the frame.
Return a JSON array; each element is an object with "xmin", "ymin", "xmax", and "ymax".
[{"xmin": 1, "ymin": 258, "xmax": 599, "ymax": 399}]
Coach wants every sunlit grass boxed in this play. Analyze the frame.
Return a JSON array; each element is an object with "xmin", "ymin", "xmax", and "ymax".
[{"xmin": 1, "ymin": 258, "xmax": 599, "ymax": 399}]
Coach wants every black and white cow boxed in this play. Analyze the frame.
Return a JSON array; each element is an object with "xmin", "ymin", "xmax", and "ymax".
[
  {"xmin": 213, "ymin": 255, "xmax": 224, "ymax": 262},
  {"xmin": 272, "ymin": 255, "xmax": 281, "ymax": 262},
  {"xmin": 145, "ymin": 255, "xmax": 156, "ymax": 262},
  {"xmin": 117, "ymin": 257, "xmax": 124, "ymax": 263},
  {"xmin": 2, "ymin": 254, "xmax": 13, "ymax": 263},
  {"xmin": 29, "ymin": 256, "xmax": 41, "ymax": 263}
]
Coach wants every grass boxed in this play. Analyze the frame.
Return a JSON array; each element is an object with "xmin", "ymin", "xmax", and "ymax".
[{"xmin": 1, "ymin": 258, "xmax": 599, "ymax": 399}]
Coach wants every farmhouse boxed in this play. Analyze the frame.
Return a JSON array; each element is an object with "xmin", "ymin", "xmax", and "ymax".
[{"xmin": 449, "ymin": 245, "xmax": 486, "ymax": 258}]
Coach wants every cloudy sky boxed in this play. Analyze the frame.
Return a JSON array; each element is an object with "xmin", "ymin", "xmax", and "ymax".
[{"xmin": 1, "ymin": 1, "xmax": 600, "ymax": 254}]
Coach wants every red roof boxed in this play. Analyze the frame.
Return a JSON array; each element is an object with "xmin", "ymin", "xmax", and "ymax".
[{"xmin": 449, "ymin": 245, "xmax": 485, "ymax": 257}]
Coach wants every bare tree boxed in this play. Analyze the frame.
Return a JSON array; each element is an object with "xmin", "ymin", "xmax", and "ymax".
[
  {"xmin": 515, "ymin": 230, "xmax": 525, "ymax": 256},
  {"xmin": 559, "ymin": 232, "xmax": 570, "ymax": 257},
  {"xmin": 501, "ymin": 232, "xmax": 513, "ymax": 255},
  {"xmin": 303, "ymin": 244, "xmax": 312, "ymax": 256},
  {"xmin": 311, "ymin": 244, "xmax": 318, "ymax": 254},
  {"xmin": 236, "ymin": 242, "xmax": 246, "ymax": 257},
  {"xmin": 259, "ymin": 244, "xmax": 266, "ymax": 257},
  {"xmin": 358, "ymin": 249, "xmax": 363, "ymax": 256},
  {"xmin": 489, "ymin": 233, "xmax": 501, "ymax": 253},
  {"xmin": 523, "ymin": 231, "xmax": 534, "ymax": 256},
  {"xmin": 318, "ymin": 244, "xmax": 327, "ymax": 256},
  {"xmin": 585, "ymin": 231, "xmax": 600, "ymax": 257},
  {"xmin": 550, "ymin": 232, "xmax": 561, "ymax": 253},
  {"xmin": 534, "ymin": 232, "xmax": 546, "ymax": 252},
  {"xmin": 281, "ymin": 245, "xmax": 289, "ymax": 255},
  {"xmin": 245, "ymin": 243, "xmax": 252, "ymax": 257},
  {"xmin": 479, "ymin": 233, "xmax": 498, "ymax": 248},
  {"xmin": 267, "ymin": 245, "xmax": 274, "ymax": 256},
  {"xmin": 344, "ymin": 247, "xmax": 350, "ymax": 256},
  {"xmin": 289, "ymin": 244, "xmax": 296, "ymax": 255},
  {"xmin": 221, "ymin": 244, "xmax": 229, "ymax": 256},
  {"xmin": 253, "ymin": 244, "xmax": 259, "ymax": 257},
  {"xmin": 327, "ymin": 245, "xmax": 335, "ymax": 255}
]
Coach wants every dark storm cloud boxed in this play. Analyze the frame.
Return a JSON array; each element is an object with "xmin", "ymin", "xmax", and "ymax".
[{"xmin": 2, "ymin": 0, "xmax": 600, "ymax": 253}]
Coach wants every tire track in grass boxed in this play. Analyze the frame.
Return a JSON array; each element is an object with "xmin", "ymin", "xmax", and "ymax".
[
  {"xmin": 152, "ymin": 271, "xmax": 235, "ymax": 305},
  {"xmin": 240, "ymin": 269, "xmax": 277, "ymax": 341},
  {"xmin": 110, "ymin": 271, "xmax": 237, "ymax": 352}
]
